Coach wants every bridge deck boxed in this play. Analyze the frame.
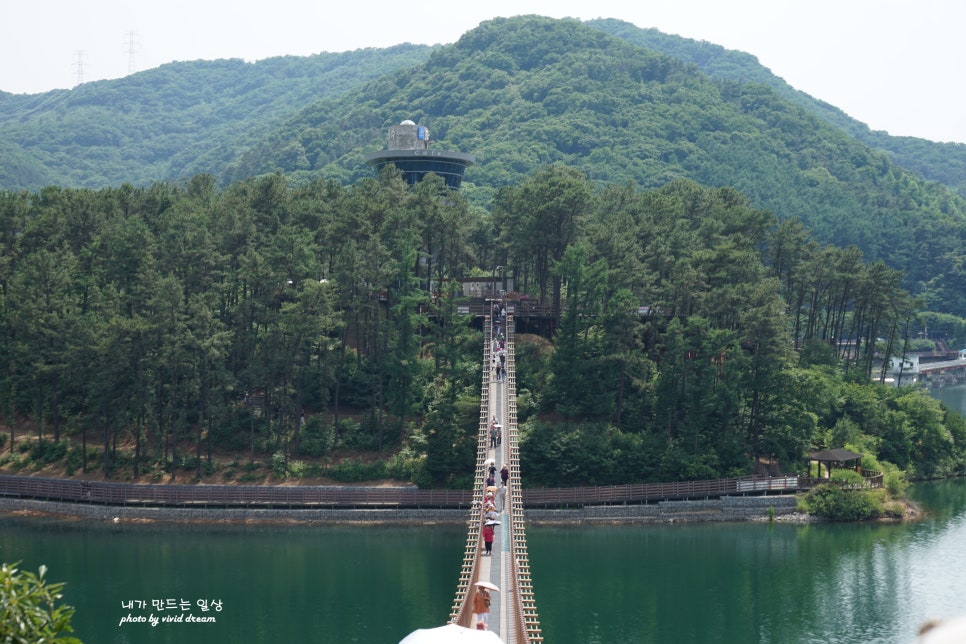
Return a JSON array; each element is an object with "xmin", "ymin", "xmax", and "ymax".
[{"xmin": 448, "ymin": 314, "xmax": 542, "ymax": 642}]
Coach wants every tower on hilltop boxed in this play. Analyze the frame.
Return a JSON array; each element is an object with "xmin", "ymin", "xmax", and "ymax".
[{"xmin": 364, "ymin": 120, "xmax": 475, "ymax": 190}]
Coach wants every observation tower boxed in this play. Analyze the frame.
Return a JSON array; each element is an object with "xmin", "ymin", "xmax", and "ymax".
[{"xmin": 364, "ymin": 120, "xmax": 474, "ymax": 189}]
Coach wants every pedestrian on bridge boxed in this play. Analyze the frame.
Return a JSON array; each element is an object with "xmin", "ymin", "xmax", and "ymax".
[
  {"xmin": 485, "ymin": 509, "xmax": 499, "ymax": 528},
  {"xmin": 473, "ymin": 586, "xmax": 491, "ymax": 629},
  {"xmin": 501, "ymin": 464, "xmax": 509, "ymax": 486},
  {"xmin": 482, "ymin": 522, "xmax": 495, "ymax": 556}
]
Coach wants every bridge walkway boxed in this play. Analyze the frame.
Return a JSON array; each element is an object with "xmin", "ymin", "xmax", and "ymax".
[{"xmin": 448, "ymin": 314, "xmax": 541, "ymax": 642}]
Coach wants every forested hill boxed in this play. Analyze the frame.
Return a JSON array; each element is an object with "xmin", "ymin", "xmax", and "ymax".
[
  {"xmin": 229, "ymin": 16, "xmax": 966, "ymax": 316},
  {"xmin": 587, "ymin": 18, "xmax": 966, "ymax": 198},
  {"xmin": 4, "ymin": 17, "xmax": 964, "ymax": 200},
  {"xmin": 0, "ymin": 44, "xmax": 436, "ymax": 190},
  {"xmin": 3, "ymin": 16, "xmax": 966, "ymax": 315}
]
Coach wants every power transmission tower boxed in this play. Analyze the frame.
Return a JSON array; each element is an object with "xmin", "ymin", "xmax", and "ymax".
[
  {"xmin": 125, "ymin": 31, "xmax": 139, "ymax": 75},
  {"xmin": 73, "ymin": 50, "xmax": 85, "ymax": 86}
]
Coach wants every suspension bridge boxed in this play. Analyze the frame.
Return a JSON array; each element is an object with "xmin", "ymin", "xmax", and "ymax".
[{"xmin": 443, "ymin": 311, "xmax": 542, "ymax": 642}]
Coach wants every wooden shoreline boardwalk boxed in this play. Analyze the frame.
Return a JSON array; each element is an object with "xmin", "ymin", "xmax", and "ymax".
[{"xmin": 447, "ymin": 313, "xmax": 542, "ymax": 642}]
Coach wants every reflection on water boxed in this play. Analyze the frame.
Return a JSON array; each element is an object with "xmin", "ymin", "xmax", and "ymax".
[
  {"xmin": 928, "ymin": 382, "xmax": 966, "ymax": 417},
  {"xmin": 2, "ymin": 481, "xmax": 966, "ymax": 643},
  {"xmin": 0, "ymin": 519, "xmax": 465, "ymax": 644},
  {"xmin": 529, "ymin": 481, "xmax": 966, "ymax": 644}
]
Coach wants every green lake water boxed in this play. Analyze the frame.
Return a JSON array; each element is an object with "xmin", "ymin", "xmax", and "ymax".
[
  {"xmin": 3, "ymin": 386, "xmax": 966, "ymax": 643},
  {"xmin": 2, "ymin": 479, "xmax": 966, "ymax": 643}
]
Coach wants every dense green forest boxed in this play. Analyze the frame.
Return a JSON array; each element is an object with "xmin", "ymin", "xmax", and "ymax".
[
  {"xmin": 0, "ymin": 44, "xmax": 436, "ymax": 189},
  {"xmin": 3, "ymin": 17, "xmax": 966, "ymax": 320},
  {"xmin": 5, "ymin": 16, "xmax": 965, "ymax": 200},
  {"xmin": 2, "ymin": 16, "xmax": 966, "ymax": 489},
  {"xmin": 2, "ymin": 166, "xmax": 965, "ymax": 489},
  {"xmin": 589, "ymin": 18, "xmax": 966, "ymax": 198},
  {"xmin": 218, "ymin": 17, "xmax": 966, "ymax": 320}
]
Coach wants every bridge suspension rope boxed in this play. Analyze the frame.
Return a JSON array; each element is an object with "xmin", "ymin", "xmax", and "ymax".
[{"xmin": 448, "ymin": 313, "xmax": 542, "ymax": 642}]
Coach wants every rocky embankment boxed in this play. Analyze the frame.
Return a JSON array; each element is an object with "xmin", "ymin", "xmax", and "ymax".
[{"xmin": 0, "ymin": 494, "xmax": 804, "ymax": 525}]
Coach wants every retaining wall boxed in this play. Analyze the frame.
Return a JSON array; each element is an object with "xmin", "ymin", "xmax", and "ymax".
[
  {"xmin": 527, "ymin": 495, "xmax": 799, "ymax": 524},
  {"xmin": 0, "ymin": 494, "xmax": 801, "ymax": 525}
]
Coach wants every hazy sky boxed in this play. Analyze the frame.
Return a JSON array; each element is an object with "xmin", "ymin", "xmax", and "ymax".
[{"xmin": 2, "ymin": 0, "xmax": 963, "ymax": 143}]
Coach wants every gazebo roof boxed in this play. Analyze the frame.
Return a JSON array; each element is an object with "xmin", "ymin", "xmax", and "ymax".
[{"xmin": 807, "ymin": 448, "xmax": 863, "ymax": 464}]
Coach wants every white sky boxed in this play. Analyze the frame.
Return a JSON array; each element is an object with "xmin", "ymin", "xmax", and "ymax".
[{"xmin": 2, "ymin": 0, "xmax": 964, "ymax": 143}]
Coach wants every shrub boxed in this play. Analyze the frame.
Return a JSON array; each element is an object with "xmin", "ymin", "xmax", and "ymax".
[
  {"xmin": 211, "ymin": 408, "xmax": 261, "ymax": 451},
  {"xmin": 0, "ymin": 562, "xmax": 82, "ymax": 643},
  {"xmin": 515, "ymin": 388, "xmax": 539, "ymax": 423},
  {"xmin": 178, "ymin": 455, "xmax": 200, "ymax": 472},
  {"xmin": 881, "ymin": 462, "xmax": 910, "ymax": 497},
  {"xmin": 287, "ymin": 460, "xmax": 307, "ymax": 479},
  {"xmin": 337, "ymin": 415, "xmax": 401, "ymax": 452},
  {"xmin": 830, "ymin": 468, "xmax": 865, "ymax": 488},
  {"xmin": 882, "ymin": 501, "xmax": 905, "ymax": 518},
  {"xmin": 327, "ymin": 458, "xmax": 386, "ymax": 483},
  {"xmin": 385, "ymin": 449, "xmax": 430, "ymax": 488},
  {"xmin": 303, "ymin": 463, "xmax": 325, "ymax": 478},
  {"xmin": 272, "ymin": 451, "xmax": 287, "ymax": 478},
  {"xmin": 299, "ymin": 417, "xmax": 334, "ymax": 458},
  {"xmin": 798, "ymin": 484, "xmax": 881, "ymax": 520},
  {"xmin": 850, "ymin": 442, "xmax": 910, "ymax": 497},
  {"xmin": 64, "ymin": 447, "xmax": 84, "ymax": 476}
]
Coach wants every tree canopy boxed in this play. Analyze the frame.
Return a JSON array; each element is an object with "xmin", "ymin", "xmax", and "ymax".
[
  {"xmin": 2, "ymin": 166, "xmax": 963, "ymax": 489},
  {"xmin": 3, "ymin": 17, "xmax": 966, "ymax": 317}
]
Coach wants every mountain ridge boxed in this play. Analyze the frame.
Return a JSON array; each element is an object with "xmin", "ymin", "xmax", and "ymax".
[
  {"xmin": 2, "ymin": 15, "xmax": 965, "ymax": 316},
  {"xmin": 588, "ymin": 18, "xmax": 966, "ymax": 197}
]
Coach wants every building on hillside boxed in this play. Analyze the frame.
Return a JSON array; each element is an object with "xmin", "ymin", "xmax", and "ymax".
[{"xmin": 364, "ymin": 119, "xmax": 474, "ymax": 189}]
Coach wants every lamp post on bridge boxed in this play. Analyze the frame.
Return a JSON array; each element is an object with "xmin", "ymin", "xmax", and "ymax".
[{"xmin": 492, "ymin": 266, "xmax": 502, "ymax": 300}]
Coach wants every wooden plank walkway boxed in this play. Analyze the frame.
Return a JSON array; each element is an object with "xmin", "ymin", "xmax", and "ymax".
[{"xmin": 448, "ymin": 314, "xmax": 542, "ymax": 642}]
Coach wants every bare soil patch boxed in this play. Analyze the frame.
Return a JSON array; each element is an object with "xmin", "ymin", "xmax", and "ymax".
[{"xmin": 0, "ymin": 432, "xmax": 403, "ymax": 488}]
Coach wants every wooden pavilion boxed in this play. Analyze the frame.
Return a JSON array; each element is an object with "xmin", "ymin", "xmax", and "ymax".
[{"xmin": 806, "ymin": 448, "xmax": 863, "ymax": 479}]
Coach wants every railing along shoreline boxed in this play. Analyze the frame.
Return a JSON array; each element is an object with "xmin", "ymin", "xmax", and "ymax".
[{"xmin": 0, "ymin": 473, "xmax": 864, "ymax": 510}]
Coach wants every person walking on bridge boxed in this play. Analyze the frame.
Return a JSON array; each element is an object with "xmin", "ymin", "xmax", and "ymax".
[
  {"xmin": 482, "ymin": 521, "xmax": 495, "ymax": 556},
  {"xmin": 473, "ymin": 585, "xmax": 491, "ymax": 630}
]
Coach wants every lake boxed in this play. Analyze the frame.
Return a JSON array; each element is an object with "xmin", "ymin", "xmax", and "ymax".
[
  {"xmin": 2, "ymin": 383, "xmax": 964, "ymax": 643},
  {"xmin": 2, "ymin": 479, "xmax": 966, "ymax": 643}
]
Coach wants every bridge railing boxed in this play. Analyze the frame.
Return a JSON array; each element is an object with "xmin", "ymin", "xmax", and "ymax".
[
  {"xmin": 800, "ymin": 470, "xmax": 883, "ymax": 489},
  {"xmin": 503, "ymin": 319, "xmax": 543, "ymax": 643},
  {"xmin": 522, "ymin": 475, "xmax": 801, "ymax": 507},
  {"xmin": 0, "ymin": 475, "xmax": 476, "ymax": 508},
  {"xmin": 449, "ymin": 315, "xmax": 498, "ymax": 628},
  {"xmin": 456, "ymin": 299, "xmax": 557, "ymax": 319},
  {"xmin": 0, "ymin": 474, "xmax": 805, "ymax": 509}
]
